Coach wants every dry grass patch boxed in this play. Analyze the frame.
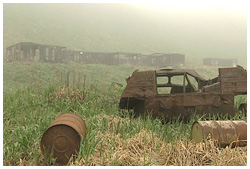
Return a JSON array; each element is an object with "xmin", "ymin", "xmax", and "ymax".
[
  {"xmin": 73, "ymin": 129, "xmax": 247, "ymax": 166},
  {"xmin": 48, "ymin": 87, "xmax": 85, "ymax": 103}
]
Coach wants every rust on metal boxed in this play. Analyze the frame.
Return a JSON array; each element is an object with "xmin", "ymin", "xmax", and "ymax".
[
  {"xmin": 41, "ymin": 113, "xmax": 87, "ymax": 165},
  {"xmin": 119, "ymin": 66, "xmax": 247, "ymax": 121},
  {"xmin": 191, "ymin": 120, "xmax": 247, "ymax": 147}
]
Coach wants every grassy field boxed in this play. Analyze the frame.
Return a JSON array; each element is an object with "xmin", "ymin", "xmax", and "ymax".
[{"xmin": 3, "ymin": 62, "xmax": 247, "ymax": 166}]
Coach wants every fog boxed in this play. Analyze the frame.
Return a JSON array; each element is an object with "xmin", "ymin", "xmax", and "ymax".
[{"xmin": 3, "ymin": 1, "xmax": 247, "ymax": 66}]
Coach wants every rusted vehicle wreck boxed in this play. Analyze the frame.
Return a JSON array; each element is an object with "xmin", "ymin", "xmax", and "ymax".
[{"xmin": 119, "ymin": 66, "xmax": 247, "ymax": 121}]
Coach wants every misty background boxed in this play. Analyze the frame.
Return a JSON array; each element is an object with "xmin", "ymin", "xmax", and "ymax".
[{"xmin": 3, "ymin": 3, "xmax": 247, "ymax": 67}]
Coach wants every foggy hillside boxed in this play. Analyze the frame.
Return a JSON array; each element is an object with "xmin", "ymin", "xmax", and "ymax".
[{"xmin": 3, "ymin": 3, "xmax": 247, "ymax": 66}]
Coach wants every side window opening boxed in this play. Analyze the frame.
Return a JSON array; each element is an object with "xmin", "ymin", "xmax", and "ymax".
[
  {"xmin": 186, "ymin": 74, "xmax": 198, "ymax": 92},
  {"xmin": 156, "ymin": 74, "xmax": 188, "ymax": 94},
  {"xmin": 157, "ymin": 86, "xmax": 172, "ymax": 94},
  {"xmin": 156, "ymin": 76, "xmax": 171, "ymax": 94},
  {"xmin": 156, "ymin": 73, "xmax": 198, "ymax": 95}
]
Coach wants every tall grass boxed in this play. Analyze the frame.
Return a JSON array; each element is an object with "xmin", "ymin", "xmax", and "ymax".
[
  {"xmin": 3, "ymin": 62, "xmax": 247, "ymax": 166},
  {"xmin": 4, "ymin": 80, "xmax": 246, "ymax": 165}
]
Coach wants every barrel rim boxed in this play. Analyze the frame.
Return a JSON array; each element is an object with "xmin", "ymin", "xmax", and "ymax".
[{"xmin": 55, "ymin": 113, "xmax": 87, "ymax": 130}]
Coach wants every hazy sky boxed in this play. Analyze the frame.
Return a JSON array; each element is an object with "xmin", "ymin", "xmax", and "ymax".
[
  {"xmin": 1, "ymin": 0, "xmax": 248, "ymax": 65},
  {"xmin": 132, "ymin": 0, "xmax": 247, "ymax": 10}
]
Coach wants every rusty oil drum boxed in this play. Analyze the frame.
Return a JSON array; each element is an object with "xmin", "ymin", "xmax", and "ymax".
[
  {"xmin": 41, "ymin": 113, "xmax": 87, "ymax": 165},
  {"xmin": 191, "ymin": 120, "xmax": 247, "ymax": 148}
]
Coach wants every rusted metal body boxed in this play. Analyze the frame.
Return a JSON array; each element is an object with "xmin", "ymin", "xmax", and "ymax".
[
  {"xmin": 119, "ymin": 66, "xmax": 247, "ymax": 121},
  {"xmin": 191, "ymin": 120, "xmax": 247, "ymax": 147},
  {"xmin": 203, "ymin": 58, "xmax": 238, "ymax": 67},
  {"xmin": 41, "ymin": 113, "xmax": 87, "ymax": 165}
]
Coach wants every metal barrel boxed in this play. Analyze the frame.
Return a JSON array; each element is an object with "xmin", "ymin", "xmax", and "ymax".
[
  {"xmin": 191, "ymin": 120, "xmax": 247, "ymax": 148},
  {"xmin": 41, "ymin": 113, "xmax": 87, "ymax": 165}
]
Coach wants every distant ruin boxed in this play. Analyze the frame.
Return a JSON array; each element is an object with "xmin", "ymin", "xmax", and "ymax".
[
  {"xmin": 143, "ymin": 53, "xmax": 185, "ymax": 67},
  {"xmin": 203, "ymin": 58, "xmax": 237, "ymax": 67},
  {"xmin": 6, "ymin": 42, "xmax": 66, "ymax": 62},
  {"xmin": 6, "ymin": 42, "xmax": 186, "ymax": 67}
]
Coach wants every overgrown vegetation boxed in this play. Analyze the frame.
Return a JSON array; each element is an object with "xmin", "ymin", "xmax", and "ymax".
[
  {"xmin": 3, "ymin": 62, "xmax": 247, "ymax": 166},
  {"xmin": 3, "ymin": 3, "xmax": 247, "ymax": 165}
]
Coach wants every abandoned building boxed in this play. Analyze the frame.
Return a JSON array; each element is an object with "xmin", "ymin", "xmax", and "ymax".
[
  {"xmin": 6, "ymin": 42, "xmax": 185, "ymax": 67},
  {"xmin": 81, "ymin": 52, "xmax": 120, "ymax": 65},
  {"xmin": 65, "ymin": 50, "xmax": 85, "ymax": 62},
  {"xmin": 118, "ymin": 52, "xmax": 142, "ymax": 65},
  {"xmin": 143, "ymin": 53, "xmax": 185, "ymax": 67},
  {"xmin": 64, "ymin": 51, "xmax": 142, "ymax": 65},
  {"xmin": 203, "ymin": 58, "xmax": 238, "ymax": 67},
  {"xmin": 65, "ymin": 51, "xmax": 120, "ymax": 65},
  {"xmin": 6, "ymin": 42, "xmax": 67, "ymax": 62}
]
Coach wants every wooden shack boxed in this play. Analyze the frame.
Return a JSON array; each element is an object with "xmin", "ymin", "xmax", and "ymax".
[
  {"xmin": 203, "ymin": 58, "xmax": 238, "ymax": 67},
  {"xmin": 6, "ymin": 42, "xmax": 66, "ymax": 62},
  {"xmin": 144, "ymin": 53, "xmax": 185, "ymax": 67}
]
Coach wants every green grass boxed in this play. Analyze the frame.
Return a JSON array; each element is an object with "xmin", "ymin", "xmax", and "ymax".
[
  {"xmin": 3, "ymin": 61, "xmax": 220, "ymax": 94},
  {"xmin": 3, "ymin": 61, "xmax": 148, "ymax": 93},
  {"xmin": 3, "ymin": 62, "xmax": 247, "ymax": 166}
]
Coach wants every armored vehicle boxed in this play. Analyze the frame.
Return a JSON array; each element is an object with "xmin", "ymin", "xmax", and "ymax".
[{"xmin": 119, "ymin": 66, "xmax": 247, "ymax": 121}]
